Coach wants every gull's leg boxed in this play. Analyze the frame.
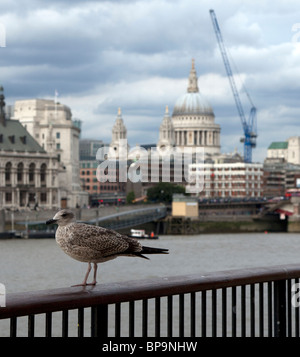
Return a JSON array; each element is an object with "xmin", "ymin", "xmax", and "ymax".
[
  {"xmin": 88, "ymin": 263, "xmax": 98, "ymax": 286},
  {"xmin": 72, "ymin": 262, "xmax": 91, "ymax": 287}
]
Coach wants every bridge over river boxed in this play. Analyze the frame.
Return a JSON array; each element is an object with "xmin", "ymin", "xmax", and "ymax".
[
  {"xmin": 84, "ymin": 205, "xmax": 167, "ymax": 230},
  {"xmin": 14, "ymin": 205, "xmax": 168, "ymax": 236}
]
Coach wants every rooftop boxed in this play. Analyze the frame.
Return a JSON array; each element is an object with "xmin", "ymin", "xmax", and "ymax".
[
  {"xmin": 0, "ymin": 119, "xmax": 46, "ymax": 153},
  {"xmin": 268, "ymin": 141, "xmax": 288, "ymax": 150}
]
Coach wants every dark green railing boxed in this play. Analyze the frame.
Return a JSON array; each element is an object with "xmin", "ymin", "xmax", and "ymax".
[{"xmin": 1, "ymin": 264, "xmax": 300, "ymax": 337}]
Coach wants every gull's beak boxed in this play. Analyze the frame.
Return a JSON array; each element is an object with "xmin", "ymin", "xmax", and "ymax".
[{"xmin": 46, "ymin": 218, "xmax": 57, "ymax": 225}]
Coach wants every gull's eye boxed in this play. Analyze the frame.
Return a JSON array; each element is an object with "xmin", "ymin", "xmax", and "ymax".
[{"xmin": 61, "ymin": 213, "xmax": 67, "ymax": 217}]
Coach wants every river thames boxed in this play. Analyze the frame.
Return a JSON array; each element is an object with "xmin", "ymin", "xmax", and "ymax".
[{"xmin": 1, "ymin": 232, "xmax": 300, "ymax": 336}]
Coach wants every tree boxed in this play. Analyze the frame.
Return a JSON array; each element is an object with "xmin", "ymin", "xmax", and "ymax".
[
  {"xmin": 126, "ymin": 191, "xmax": 135, "ymax": 204},
  {"xmin": 146, "ymin": 182, "xmax": 186, "ymax": 203}
]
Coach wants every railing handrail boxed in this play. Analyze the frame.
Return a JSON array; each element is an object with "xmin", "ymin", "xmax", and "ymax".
[{"xmin": 2, "ymin": 263, "xmax": 300, "ymax": 320}]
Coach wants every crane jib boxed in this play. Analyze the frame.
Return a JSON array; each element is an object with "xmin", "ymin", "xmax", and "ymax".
[{"xmin": 209, "ymin": 9, "xmax": 257, "ymax": 163}]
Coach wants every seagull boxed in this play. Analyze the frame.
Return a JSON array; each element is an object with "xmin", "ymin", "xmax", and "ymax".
[{"xmin": 46, "ymin": 209, "xmax": 168, "ymax": 286}]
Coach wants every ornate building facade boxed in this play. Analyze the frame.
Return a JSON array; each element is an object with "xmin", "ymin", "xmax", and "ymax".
[
  {"xmin": 12, "ymin": 98, "xmax": 88, "ymax": 208},
  {"xmin": 109, "ymin": 107, "xmax": 128, "ymax": 159},
  {"xmin": 0, "ymin": 88, "xmax": 60, "ymax": 209},
  {"xmin": 158, "ymin": 59, "xmax": 221, "ymax": 158}
]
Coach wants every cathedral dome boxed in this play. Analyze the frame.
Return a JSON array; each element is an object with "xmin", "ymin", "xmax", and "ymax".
[
  {"xmin": 172, "ymin": 92, "xmax": 214, "ymax": 117},
  {"xmin": 172, "ymin": 59, "xmax": 214, "ymax": 117},
  {"xmin": 171, "ymin": 59, "xmax": 220, "ymax": 155}
]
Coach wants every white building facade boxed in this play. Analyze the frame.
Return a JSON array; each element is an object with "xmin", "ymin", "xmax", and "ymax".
[
  {"xmin": 188, "ymin": 162, "xmax": 264, "ymax": 198},
  {"xmin": 12, "ymin": 99, "xmax": 88, "ymax": 208},
  {"xmin": 267, "ymin": 137, "xmax": 300, "ymax": 165}
]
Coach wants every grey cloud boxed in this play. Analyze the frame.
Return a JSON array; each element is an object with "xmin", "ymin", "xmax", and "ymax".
[{"xmin": 0, "ymin": 0, "xmax": 299, "ymax": 164}]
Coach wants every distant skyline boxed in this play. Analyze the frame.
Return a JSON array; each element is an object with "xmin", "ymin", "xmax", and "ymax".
[{"xmin": 1, "ymin": 0, "xmax": 300, "ymax": 162}]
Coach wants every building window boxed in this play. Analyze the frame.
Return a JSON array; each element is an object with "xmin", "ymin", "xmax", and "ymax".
[
  {"xmin": 40, "ymin": 163, "xmax": 47, "ymax": 185},
  {"xmin": 5, "ymin": 192, "xmax": 12, "ymax": 203},
  {"xmin": 41, "ymin": 192, "xmax": 47, "ymax": 202},
  {"xmin": 29, "ymin": 193, "xmax": 35, "ymax": 203},
  {"xmin": 5, "ymin": 162, "xmax": 12, "ymax": 183},
  {"xmin": 56, "ymin": 132, "xmax": 60, "ymax": 139},
  {"xmin": 17, "ymin": 163, "xmax": 24, "ymax": 183},
  {"xmin": 56, "ymin": 143, "xmax": 60, "ymax": 150}
]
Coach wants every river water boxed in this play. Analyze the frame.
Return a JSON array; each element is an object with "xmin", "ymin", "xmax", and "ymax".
[{"xmin": 1, "ymin": 232, "xmax": 300, "ymax": 336}]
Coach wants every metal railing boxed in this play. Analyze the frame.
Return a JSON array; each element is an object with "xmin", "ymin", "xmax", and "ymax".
[{"xmin": 1, "ymin": 264, "xmax": 300, "ymax": 337}]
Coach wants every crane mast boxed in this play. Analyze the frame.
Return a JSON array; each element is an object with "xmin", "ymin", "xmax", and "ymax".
[{"xmin": 209, "ymin": 9, "xmax": 257, "ymax": 163}]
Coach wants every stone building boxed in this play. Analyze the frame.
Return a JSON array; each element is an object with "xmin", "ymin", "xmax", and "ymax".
[
  {"xmin": 12, "ymin": 98, "xmax": 88, "ymax": 208},
  {"xmin": 109, "ymin": 107, "xmax": 129, "ymax": 159},
  {"xmin": 267, "ymin": 137, "xmax": 300, "ymax": 165},
  {"xmin": 188, "ymin": 161, "xmax": 263, "ymax": 198},
  {"xmin": 0, "ymin": 88, "xmax": 59, "ymax": 209},
  {"xmin": 165, "ymin": 59, "xmax": 221, "ymax": 157}
]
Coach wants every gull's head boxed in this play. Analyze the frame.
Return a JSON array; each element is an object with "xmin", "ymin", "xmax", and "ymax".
[{"xmin": 46, "ymin": 209, "xmax": 76, "ymax": 227}]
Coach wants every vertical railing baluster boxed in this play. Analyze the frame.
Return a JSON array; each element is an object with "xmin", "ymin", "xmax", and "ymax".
[
  {"xmin": 250, "ymin": 284, "xmax": 255, "ymax": 337},
  {"xmin": 167, "ymin": 295, "xmax": 173, "ymax": 337},
  {"xmin": 62, "ymin": 310, "xmax": 68, "ymax": 337},
  {"xmin": 212, "ymin": 290, "xmax": 217, "ymax": 337},
  {"xmin": 190, "ymin": 292, "xmax": 196, "ymax": 337},
  {"xmin": 10, "ymin": 317, "xmax": 17, "ymax": 337},
  {"xmin": 91, "ymin": 305, "xmax": 108, "ymax": 337},
  {"xmin": 274, "ymin": 280, "xmax": 287, "ymax": 337},
  {"xmin": 179, "ymin": 294, "xmax": 184, "ymax": 337},
  {"xmin": 295, "ymin": 278, "xmax": 300, "ymax": 337},
  {"xmin": 201, "ymin": 290, "xmax": 206, "ymax": 337},
  {"xmin": 155, "ymin": 297, "xmax": 161, "ymax": 337},
  {"xmin": 45, "ymin": 312, "xmax": 52, "ymax": 337},
  {"xmin": 232, "ymin": 286, "xmax": 237, "ymax": 337},
  {"xmin": 268, "ymin": 281, "xmax": 273, "ymax": 337},
  {"xmin": 287, "ymin": 279, "xmax": 292, "ymax": 337},
  {"xmin": 91, "ymin": 306, "xmax": 97, "ymax": 337},
  {"xmin": 259, "ymin": 282, "xmax": 264, "ymax": 337},
  {"xmin": 222, "ymin": 288, "xmax": 227, "ymax": 337},
  {"xmin": 241, "ymin": 285, "xmax": 246, "ymax": 337},
  {"xmin": 142, "ymin": 300, "xmax": 148, "ymax": 338},
  {"xmin": 115, "ymin": 303, "xmax": 121, "ymax": 337},
  {"xmin": 28, "ymin": 315, "xmax": 35, "ymax": 337},
  {"xmin": 100, "ymin": 304, "xmax": 108, "ymax": 337},
  {"xmin": 98, "ymin": 304, "xmax": 108, "ymax": 337},
  {"xmin": 77, "ymin": 308, "xmax": 84, "ymax": 337},
  {"xmin": 129, "ymin": 301, "xmax": 135, "ymax": 337}
]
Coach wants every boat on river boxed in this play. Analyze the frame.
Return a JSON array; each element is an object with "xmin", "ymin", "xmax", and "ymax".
[{"xmin": 128, "ymin": 229, "xmax": 159, "ymax": 240}]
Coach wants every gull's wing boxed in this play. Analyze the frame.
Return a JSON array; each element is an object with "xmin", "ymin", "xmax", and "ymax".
[{"xmin": 66, "ymin": 223, "xmax": 142, "ymax": 257}]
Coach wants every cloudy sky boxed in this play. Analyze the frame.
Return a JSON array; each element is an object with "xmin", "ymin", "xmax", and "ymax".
[{"xmin": 1, "ymin": 0, "xmax": 300, "ymax": 162}]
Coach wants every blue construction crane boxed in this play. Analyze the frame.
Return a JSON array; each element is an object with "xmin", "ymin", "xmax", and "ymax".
[{"xmin": 209, "ymin": 9, "xmax": 257, "ymax": 163}]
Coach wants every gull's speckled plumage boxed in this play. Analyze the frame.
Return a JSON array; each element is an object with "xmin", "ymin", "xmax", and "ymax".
[
  {"xmin": 56, "ymin": 222, "xmax": 143, "ymax": 263},
  {"xmin": 46, "ymin": 209, "xmax": 168, "ymax": 286}
]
